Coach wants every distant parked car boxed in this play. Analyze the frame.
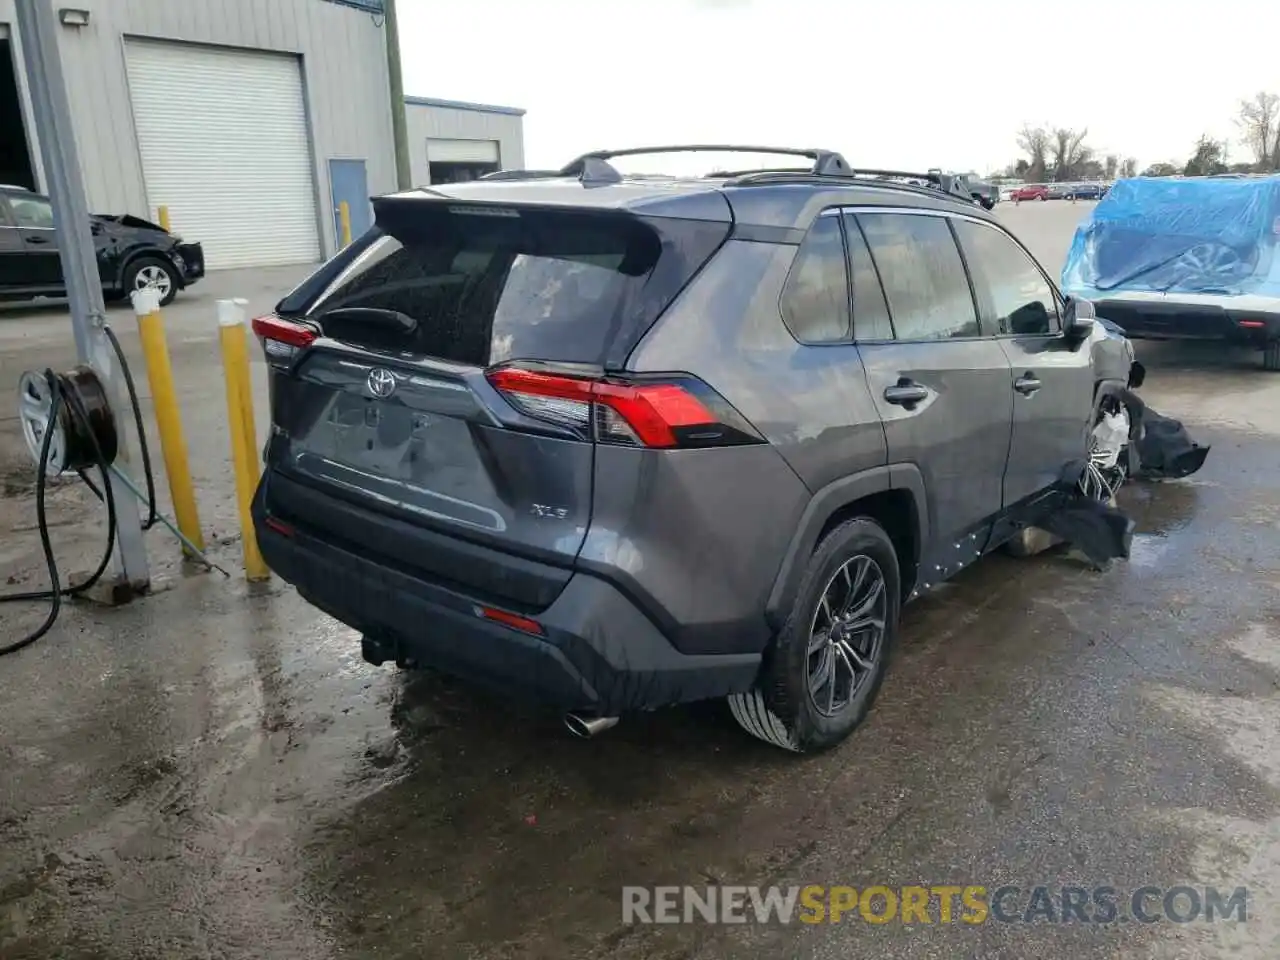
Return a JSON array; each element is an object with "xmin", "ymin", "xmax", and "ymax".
[
  {"xmin": 955, "ymin": 173, "xmax": 999, "ymax": 210},
  {"xmin": 1047, "ymin": 183, "xmax": 1073, "ymax": 200},
  {"xmin": 0, "ymin": 185, "xmax": 204, "ymax": 307},
  {"xmin": 1011, "ymin": 184, "xmax": 1050, "ymax": 201},
  {"xmin": 1067, "ymin": 183, "xmax": 1106, "ymax": 201}
]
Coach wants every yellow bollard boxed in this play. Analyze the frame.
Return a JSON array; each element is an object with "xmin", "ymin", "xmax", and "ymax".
[
  {"xmin": 132, "ymin": 286, "xmax": 205, "ymax": 556},
  {"xmin": 338, "ymin": 201, "xmax": 352, "ymax": 248},
  {"xmin": 217, "ymin": 298, "xmax": 269, "ymax": 582},
  {"xmin": 157, "ymin": 205, "xmax": 171, "ymax": 233}
]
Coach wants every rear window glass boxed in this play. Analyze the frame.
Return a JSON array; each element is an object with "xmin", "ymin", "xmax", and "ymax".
[{"xmin": 301, "ymin": 204, "xmax": 662, "ymax": 366}]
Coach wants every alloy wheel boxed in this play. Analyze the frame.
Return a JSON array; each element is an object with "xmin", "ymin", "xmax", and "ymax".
[
  {"xmin": 133, "ymin": 265, "xmax": 173, "ymax": 299},
  {"xmin": 805, "ymin": 555, "xmax": 887, "ymax": 717}
]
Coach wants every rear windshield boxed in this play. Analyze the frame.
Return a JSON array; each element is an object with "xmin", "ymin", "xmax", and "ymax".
[{"xmin": 297, "ymin": 203, "xmax": 663, "ymax": 366}]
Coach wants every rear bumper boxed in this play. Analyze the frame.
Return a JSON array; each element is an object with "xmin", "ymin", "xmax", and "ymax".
[
  {"xmin": 251, "ymin": 476, "xmax": 762, "ymax": 714},
  {"xmin": 1095, "ymin": 298, "xmax": 1280, "ymax": 345}
]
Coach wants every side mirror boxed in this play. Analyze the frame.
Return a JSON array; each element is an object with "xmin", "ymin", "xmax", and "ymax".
[{"xmin": 1063, "ymin": 296, "xmax": 1096, "ymax": 342}]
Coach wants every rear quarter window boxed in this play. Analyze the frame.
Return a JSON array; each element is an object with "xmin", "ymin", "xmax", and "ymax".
[{"xmin": 779, "ymin": 215, "xmax": 851, "ymax": 343}]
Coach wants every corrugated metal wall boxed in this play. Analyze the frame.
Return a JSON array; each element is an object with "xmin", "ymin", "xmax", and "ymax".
[
  {"xmin": 0, "ymin": 0, "xmax": 396, "ymax": 259},
  {"xmin": 405, "ymin": 98, "xmax": 526, "ymax": 186}
]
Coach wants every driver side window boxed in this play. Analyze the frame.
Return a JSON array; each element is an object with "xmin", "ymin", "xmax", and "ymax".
[{"xmin": 954, "ymin": 219, "xmax": 1060, "ymax": 335}]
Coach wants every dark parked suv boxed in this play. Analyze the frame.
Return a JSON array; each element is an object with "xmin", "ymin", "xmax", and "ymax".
[
  {"xmin": 0, "ymin": 185, "xmax": 204, "ymax": 306},
  {"xmin": 251, "ymin": 146, "xmax": 1132, "ymax": 752}
]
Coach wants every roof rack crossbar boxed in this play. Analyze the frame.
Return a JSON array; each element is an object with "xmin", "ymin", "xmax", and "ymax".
[{"xmin": 558, "ymin": 145, "xmax": 855, "ymax": 181}]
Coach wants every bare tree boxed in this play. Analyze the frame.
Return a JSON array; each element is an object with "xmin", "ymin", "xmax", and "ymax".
[
  {"xmin": 1184, "ymin": 135, "xmax": 1228, "ymax": 176},
  {"xmin": 1016, "ymin": 125, "xmax": 1050, "ymax": 181},
  {"xmin": 1235, "ymin": 92, "xmax": 1280, "ymax": 170},
  {"xmin": 1120, "ymin": 157, "xmax": 1138, "ymax": 178},
  {"xmin": 1103, "ymin": 154, "xmax": 1119, "ymax": 180},
  {"xmin": 1050, "ymin": 128, "xmax": 1092, "ymax": 181}
]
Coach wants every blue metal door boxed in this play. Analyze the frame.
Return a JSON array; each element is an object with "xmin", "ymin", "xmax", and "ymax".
[{"xmin": 328, "ymin": 159, "xmax": 371, "ymax": 249}]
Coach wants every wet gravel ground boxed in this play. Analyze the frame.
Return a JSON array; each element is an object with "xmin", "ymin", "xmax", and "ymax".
[{"xmin": 2, "ymin": 202, "xmax": 1280, "ymax": 959}]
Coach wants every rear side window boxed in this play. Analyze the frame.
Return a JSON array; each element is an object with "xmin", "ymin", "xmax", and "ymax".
[
  {"xmin": 857, "ymin": 213, "xmax": 979, "ymax": 341},
  {"xmin": 779, "ymin": 215, "xmax": 851, "ymax": 343},
  {"xmin": 297, "ymin": 204, "xmax": 663, "ymax": 366},
  {"xmin": 953, "ymin": 219, "xmax": 1060, "ymax": 335},
  {"xmin": 842, "ymin": 214, "xmax": 893, "ymax": 340},
  {"xmin": 10, "ymin": 194, "xmax": 53, "ymax": 229}
]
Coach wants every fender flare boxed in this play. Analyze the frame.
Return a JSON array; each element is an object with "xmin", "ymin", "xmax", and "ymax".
[{"xmin": 764, "ymin": 464, "xmax": 928, "ymax": 629}]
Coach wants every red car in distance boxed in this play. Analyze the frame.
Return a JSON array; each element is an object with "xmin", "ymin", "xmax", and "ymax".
[{"xmin": 1011, "ymin": 184, "xmax": 1050, "ymax": 201}]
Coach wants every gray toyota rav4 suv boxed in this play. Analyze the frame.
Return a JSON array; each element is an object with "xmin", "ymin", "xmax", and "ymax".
[{"xmin": 251, "ymin": 146, "xmax": 1133, "ymax": 752}]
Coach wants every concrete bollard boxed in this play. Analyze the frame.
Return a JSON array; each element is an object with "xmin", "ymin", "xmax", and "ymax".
[
  {"xmin": 131, "ymin": 285, "xmax": 204, "ymax": 556},
  {"xmin": 339, "ymin": 200, "xmax": 352, "ymax": 248},
  {"xmin": 217, "ymin": 298, "xmax": 269, "ymax": 582}
]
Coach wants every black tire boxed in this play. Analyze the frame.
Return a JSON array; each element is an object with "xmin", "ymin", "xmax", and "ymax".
[
  {"xmin": 729, "ymin": 518, "xmax": 900, "ymax": 753},
  {"xmin": 1264, "ymin": 340, "xmax": 1280, "ymax": 371},
  {"xmin": 123, "ymin": 256, "xmax": 179, "ymax": 307}
]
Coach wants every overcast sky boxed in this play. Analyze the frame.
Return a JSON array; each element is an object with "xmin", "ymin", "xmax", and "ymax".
[{"xmin": 398, "ymin": 0, "xmax": 1278, "ymax": 175}]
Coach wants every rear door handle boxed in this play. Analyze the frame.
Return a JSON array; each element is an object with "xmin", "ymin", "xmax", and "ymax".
[
  {"xmin": 883, "ymin": 381, "xmax": 929, "ymax": 406},
  {"xmin": 25, "ymin": 235, "xmax": 51, "ymax": 245},
  {"xmin": 1014, "ymin": 373, "xmax": 1042, "ymax": 395}
]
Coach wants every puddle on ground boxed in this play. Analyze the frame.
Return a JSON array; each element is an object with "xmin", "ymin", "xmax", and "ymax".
[
  {"xmin": 1128, "ymin": 533, "xmax": 1174, "ymax": 569},
  {"xmin": 1138, "ymin": 623, "xmax": 1280, "ymax": 959}
]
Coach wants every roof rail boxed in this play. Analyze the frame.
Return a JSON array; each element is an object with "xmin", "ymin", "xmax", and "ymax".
[
  {"xmin": 729, "ymin": 165, "xmax": 973, "ymax": 202},
  {"xmin": 557, "ymin": 145, "xmax": 855, "ymax": 184},
  {"xmin": 476, "ymin": 169, "xmax": 564, "ymax": 181}
]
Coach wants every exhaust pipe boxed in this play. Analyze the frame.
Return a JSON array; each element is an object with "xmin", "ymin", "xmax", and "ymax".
[{"xmin": 564, "ymin": 713, "xmax": 619, "ymax": 738}]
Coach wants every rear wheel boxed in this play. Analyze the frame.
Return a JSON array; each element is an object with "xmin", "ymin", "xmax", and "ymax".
[
  {"xmin": 729, "ymin": 518, "xmax": 900, "ymax": 753},
  {"xmin": 1264, "ymin": 340, "xmax": 1280, "ymax": 371}
]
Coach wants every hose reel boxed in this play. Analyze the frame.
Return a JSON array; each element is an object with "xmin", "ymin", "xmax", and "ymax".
[{"xmin": 16, "ymin": 365, "xmax": 118, "ymax": 476}]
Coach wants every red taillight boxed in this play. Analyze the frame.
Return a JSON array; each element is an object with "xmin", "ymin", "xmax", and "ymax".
[
  {"xmin": 486, "ymin": 367, "xmax": 732, "ymax": 448},
  {"xmin": 1238, "ymin": 319, "xmax": 1266, "ymax": 329},
  {"xmin": 252, "ymin": 315, "xmax": 316, "ymax": 364},
  {"xmin": 476, "ymin": 605, "xmax": 544, "ymax": 636}
]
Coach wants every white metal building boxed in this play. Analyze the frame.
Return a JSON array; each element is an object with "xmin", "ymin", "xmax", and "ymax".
[
  {"xmin": 0, "ymin": 0, "xmax": 398, "ymax": 268},
  {"xmin": 404, "ymin": 96, "xmax": 526, "ymax": 187}
]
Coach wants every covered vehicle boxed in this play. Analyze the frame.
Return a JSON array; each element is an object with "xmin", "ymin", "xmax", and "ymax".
[{"xmin": 1061, "ymin": 174, "xmax": 1280, "ymax": 369}]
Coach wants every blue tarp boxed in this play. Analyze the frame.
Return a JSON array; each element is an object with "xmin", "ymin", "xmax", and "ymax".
[{"xmin": 1060, "ymin": 175, "xmax": 1280, "ymax": 300}]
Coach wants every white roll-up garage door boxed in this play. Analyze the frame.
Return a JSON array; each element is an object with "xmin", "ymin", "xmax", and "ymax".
[
  {"xmin": 125, "ymin": 40, "xmax": 320, "ymax": 269},
  {"xmin": 427, "ymin": 139, "xmax": 500, "ymax": 164}
]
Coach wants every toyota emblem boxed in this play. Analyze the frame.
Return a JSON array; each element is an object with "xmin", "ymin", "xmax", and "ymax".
[{"xmin": 367, "ymin": 368, "xmax": 397, "ymax": 398}]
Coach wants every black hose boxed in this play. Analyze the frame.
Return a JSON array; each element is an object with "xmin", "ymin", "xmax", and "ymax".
[
  {"xmin": 0, "ymin": 370, "xmax": 120, "ymax": 655},
  {"xmin": 104, "ymin": 324, "xmax": 158, "ymax": 530}
]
